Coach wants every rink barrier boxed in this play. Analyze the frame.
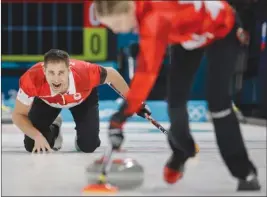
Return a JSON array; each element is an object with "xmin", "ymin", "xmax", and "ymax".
[
  {"xmin": 62, "ymin": 100, "xmax": 209, "ymax": 123},
  {"xmin": 1, "ymin": 100, "xmax": 209, "ymax": 123},
  {"xmin": 3, "ymin": 122, "xmax": 265, "ymax": 134},
  {"xmin": 2, "ymin": 122, "xmax": 214, "ymax": 133}
]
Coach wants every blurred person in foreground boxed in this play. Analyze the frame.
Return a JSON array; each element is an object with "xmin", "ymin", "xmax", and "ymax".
[
  {"xmin": 94, "ymin": 0, "xmax": 261, "ymax": 191},
  {"xmin": 12, "ymin": 49, "xmax": 150, "ymax": 154}
]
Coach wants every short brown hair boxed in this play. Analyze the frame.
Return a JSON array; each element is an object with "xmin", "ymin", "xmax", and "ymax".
[
  {"xmin": 44, "ymin": 49, "xmax": 69, "ymax": 67},
  {"xmin": 94, "ymin": 0, "xmax": 130, "ymax": 17}
]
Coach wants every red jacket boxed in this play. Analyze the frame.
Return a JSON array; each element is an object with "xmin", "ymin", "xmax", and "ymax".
[
  {"xmin": 124, "ymin": 0, "xmax": 235, "ymax": 115},
  {"xmin": 17, "ymin": 59, "xmax": 102, "ymax": 108}
]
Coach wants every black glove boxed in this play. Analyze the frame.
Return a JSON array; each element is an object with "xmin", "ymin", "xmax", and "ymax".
[
  {"xmin": 136, "ymin": 103, "xmax": 151, "ymax": 118},
  {"xmin": 108, "ymin": 111, "xmax": 126, "ymax": 150}
]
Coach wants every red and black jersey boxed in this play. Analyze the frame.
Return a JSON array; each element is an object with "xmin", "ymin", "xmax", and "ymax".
[
  {"xmin": 17, "ymin": 59, "xmax": 104, "ymax": 108},
  {"xmin": 123, "ymin": 0, "xmax": 235, "ymax": 115}
]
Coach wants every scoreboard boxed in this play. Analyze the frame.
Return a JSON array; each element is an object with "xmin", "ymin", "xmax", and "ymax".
[{"xmin": 2, "ymin": 0, "xmax": 117, "ymax": 62}]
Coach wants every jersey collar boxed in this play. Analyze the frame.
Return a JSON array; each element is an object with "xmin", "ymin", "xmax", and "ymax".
[{"xmin": 67, "ymin": 70, "xmax": 76, "ymax": 94}]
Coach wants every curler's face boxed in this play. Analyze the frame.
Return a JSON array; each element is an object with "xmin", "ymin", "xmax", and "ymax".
[{"xmin": 44, "ymin": 61, "xmax": 70, "ymax": 94}]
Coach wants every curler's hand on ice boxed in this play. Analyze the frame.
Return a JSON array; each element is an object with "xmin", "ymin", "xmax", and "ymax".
[{"xmin": 32, "ymin": 133, "xmax": 53, "ymax": 153}]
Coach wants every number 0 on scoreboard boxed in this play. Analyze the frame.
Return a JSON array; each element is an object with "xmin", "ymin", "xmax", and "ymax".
[{"xmin": 84, "ymin": 28, "xmax": 107, "ymax": 61}]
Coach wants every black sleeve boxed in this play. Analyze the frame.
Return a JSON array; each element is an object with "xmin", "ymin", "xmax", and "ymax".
[{"xmin": 99, "ymin": 66, "xmax": 107, "ymax": 84}]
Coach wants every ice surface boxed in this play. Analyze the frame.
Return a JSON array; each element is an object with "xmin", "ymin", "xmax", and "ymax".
[{"xmin": 1, "ymin": 123, "xmax": 266, "ymax": 196}]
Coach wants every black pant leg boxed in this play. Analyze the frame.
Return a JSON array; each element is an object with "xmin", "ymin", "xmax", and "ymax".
[
  {"xmin": 259, "ymin": 46, "xmax": 267, "ymax": 119},
  {"xmin": 69, "ymin": 88, "xmax": 100, "ymax": 153},
  {"xmin": 167, "ymin": 44, "xmax": 204, "ymax": 160},
  {"xmin": 206, "ymin": 24, "xmax": 257, "ymax": 179},
  {"xmin": 24, "ymin": 97, "xmax": 61, "ymax": 152}
]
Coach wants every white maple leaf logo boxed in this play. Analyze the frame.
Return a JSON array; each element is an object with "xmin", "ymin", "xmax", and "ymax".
[{"xmin": 179, "ymin": 1, "xmax": 224, "ymax": 20}]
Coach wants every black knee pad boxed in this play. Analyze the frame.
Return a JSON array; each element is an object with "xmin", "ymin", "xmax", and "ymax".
[
  {"xmin": 25, "ymin": 145, "xmax": 34, "ymax": 153},
  {"xmin": 76, "ymin": 139, "xmax": 101, "ymax": 153},
  {"xmin": 24, "ymin": 136, "xmax": 34, "ymax": 153}
]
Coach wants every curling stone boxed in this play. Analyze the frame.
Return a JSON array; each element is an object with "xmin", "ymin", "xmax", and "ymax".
[{"xmin": 86, "ymin": 158, "xmax": 144, "ymax": 190}]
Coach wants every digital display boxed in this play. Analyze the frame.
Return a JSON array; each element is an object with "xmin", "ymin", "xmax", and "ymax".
[{"xmin": 2, "ymin": 0, "xmax": 117, "ymax": 62}]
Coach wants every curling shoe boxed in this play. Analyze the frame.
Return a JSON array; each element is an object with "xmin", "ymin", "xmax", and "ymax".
[
  {"xmin": 164, "ymin": 153, "xmax": 185, "ymax": 184},
  {"xmin": 237, "ymin": 172, "xmax": 261, "ymax": 191}
]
